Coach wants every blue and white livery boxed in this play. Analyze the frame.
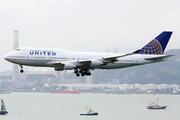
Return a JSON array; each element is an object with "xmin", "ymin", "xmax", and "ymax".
[{"xmin": 4, "ymin": 31, "xmax": 173, "ymax": 77}]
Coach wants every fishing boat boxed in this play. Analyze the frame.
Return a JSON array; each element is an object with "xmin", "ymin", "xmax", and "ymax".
[
  {"xmin": 147, "ymin": 98, "xmax": 167, "ymax": 109},
  {"xmin": 0, "ymin": 99, "xmax": 8, "ymax": 115},
  {"xmin": 50, "ymin": 87, "xmax": 79, "ymax": 94},
  {"xmin": 80, "ymin": 108, "xmax": 98, "ymax": 116}
]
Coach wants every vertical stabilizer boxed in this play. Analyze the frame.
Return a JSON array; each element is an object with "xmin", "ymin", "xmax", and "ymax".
[{"xmin": 134, "ymin": 31, "xmax": 173, "ymax": 55}]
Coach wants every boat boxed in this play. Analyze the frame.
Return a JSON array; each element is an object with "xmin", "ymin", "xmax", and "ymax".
[
  {"xmin": 50, "ymin": 87, "xmax": 79, "ymax": 94},
  {"xmin": 0, "ymin": 99, "xmax": 8, "ymax": 115},
  {"xmin": 147, "ymin": 98, "xmax": 167, "ymax": 109},
  {"xmin": 80, "ymin": 108, "xmax": 98, "ymax": 116}
]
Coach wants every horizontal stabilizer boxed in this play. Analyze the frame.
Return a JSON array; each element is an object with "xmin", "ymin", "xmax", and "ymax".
[{"xmin": 144, "ymin": 55, "xmax": 174, "ymax": 61}]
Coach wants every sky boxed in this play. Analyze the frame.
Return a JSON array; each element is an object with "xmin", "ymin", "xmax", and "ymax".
[{"xmin": 0, "ymin": 0, "xmax": 180, "ymax": 72}]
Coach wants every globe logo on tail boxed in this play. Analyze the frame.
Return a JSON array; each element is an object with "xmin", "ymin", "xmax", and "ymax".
[{"xmin": 140, "ymin": 39, "xmax": 163, "ymax": 55}]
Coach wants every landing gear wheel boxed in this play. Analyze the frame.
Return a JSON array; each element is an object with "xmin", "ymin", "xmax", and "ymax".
[
  {"xmin": 76, "ymin": 73, "xmax": 80, "ymax": 77},
  {"xmin": 86, "ymin": 71, "xmax": 91, "ymax": 76},
  {"xmin": 79, "ymin": 70, "xmax": 82, "ymax": 73},
  {"xmin": 74, "ymin": 69, "xmax": 91, "ymax": 77},
  {"xmin": 74, "ymin": 70, "xmax": 78, "ymax": 74},
  {"xmin": 81, "ymin": 72, "xmax": 85, "ymax": 76},
  {"xmin": 20, "ymin": 69, "xmax": 24, "ymax": 73},
  {"xmin": 86, "ymin": 72, "xmax": 91, "ymax": 76}
]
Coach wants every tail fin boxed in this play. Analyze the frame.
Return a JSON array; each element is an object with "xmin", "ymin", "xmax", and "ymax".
[{"xmin": 133, "ymin": 31, "xmax": 173, "ymax": 55}]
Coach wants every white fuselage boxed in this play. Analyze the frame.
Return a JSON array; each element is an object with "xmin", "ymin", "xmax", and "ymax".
[{"xmin": 4, "ymin": 47, "xmax": 166, "ymax": 70}]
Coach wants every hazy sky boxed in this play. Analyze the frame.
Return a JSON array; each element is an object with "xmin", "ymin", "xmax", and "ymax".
[{"xmin": 1, "ymin": 0, "xmax": 180, "ymax": 72}]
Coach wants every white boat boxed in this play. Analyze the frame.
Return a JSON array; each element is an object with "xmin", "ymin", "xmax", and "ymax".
[
  {"xmin": 80, "ymin": 108, "xmax": 98, "ymax": 115},
  {"xmin": 0, "ymin": 99, "xmax": 8, "ymax": 115},
  {"xmin": 147, "ymin": 98, "xmax": 167, "ymax": 110}
]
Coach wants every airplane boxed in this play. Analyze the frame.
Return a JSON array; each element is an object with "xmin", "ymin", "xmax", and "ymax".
[{"xmin": 4, "ymin": 31, "xmax": 173, "ymax": 77}]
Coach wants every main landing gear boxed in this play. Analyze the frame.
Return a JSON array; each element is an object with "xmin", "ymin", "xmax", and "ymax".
[
  {"xmin": 74, "ymin": 69, "xmax": 91, "ymax": 77},
  {"xmin": 19, "ymin": 65, "xmax": 24, "ymax": 73}
]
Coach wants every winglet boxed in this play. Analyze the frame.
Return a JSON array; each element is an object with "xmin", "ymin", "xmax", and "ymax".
[{"xmin": 133, "ymin": 31, "xmax": 173, "ymax": 55}]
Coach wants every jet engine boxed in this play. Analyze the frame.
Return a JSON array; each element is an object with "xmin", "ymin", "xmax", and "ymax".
[
  {"xmin": 54, "ymin": 63, "xmax": 75, "ymax": 71},
  {"xmin": 63, "ymin": 63, "xmax": 75, "ymax": 70},
  {"xmin": 54, "ymin": 67, "xmax": 64, "ymax": 71},
  {"xmin": 91, "ymin": 60, "xmax": 103, "ymax": 67}
]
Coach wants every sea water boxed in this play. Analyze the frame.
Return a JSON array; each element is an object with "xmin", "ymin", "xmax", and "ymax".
[{"xmin": 0, "ymin": 92, "xmax": 180, "ymax": 120}]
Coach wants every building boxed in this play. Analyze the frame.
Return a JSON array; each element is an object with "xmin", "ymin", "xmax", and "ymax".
[
  {"xmin": 157, "ymin": 84, "xmax": 170, "ymax": 89},
  {"xmin": 119, "ymin": 84, "xmax": 130, "ymax": 90},
  {"xmin": 132, "ymin": 84, "xmax": 143, "ymax": 90},
  {"xmin": 86, "ymin": 76, "xmax": 93, "ymax": 84},
  {"xmin": 142, "ymin": 84, "xmax": 157, "ymax": 90}
]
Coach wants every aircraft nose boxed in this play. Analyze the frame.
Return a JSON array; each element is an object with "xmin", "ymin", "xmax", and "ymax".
[
  {"xmin": 4, "ymin": 54, "xmax": 8, "ymax": 60},
  {"xmin": 4, "ymin": 53, "xmax": 10, "ymax": 61}
]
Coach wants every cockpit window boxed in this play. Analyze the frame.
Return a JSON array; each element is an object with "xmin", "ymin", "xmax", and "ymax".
[{"xmin": 15, "ymin": 49, "xmax": 20, "ymax": 51}]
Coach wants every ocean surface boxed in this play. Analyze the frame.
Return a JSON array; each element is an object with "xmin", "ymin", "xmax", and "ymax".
[{"xmin": 0, "ymin": 92, "xmax": 180, "ymax": 120}]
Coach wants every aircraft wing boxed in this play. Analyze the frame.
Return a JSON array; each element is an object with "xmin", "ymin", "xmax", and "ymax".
[
  {"xmin": 52, "ymin": 60, "xmax": 91, "ymax": 67},
  {"xmin": 52, "ymin": 53, "xmax": 133, "ymax": 69},
  {"xmin": 78, "ymin": 53, "xmax": 133, "ymax": 66},
  {"xmin": 144, "ymin": 55, "xmax": 174, "ymax": 61},
  {"xmin": 103, "ymin": 53, "xmax": 133, "ymax": 61}
]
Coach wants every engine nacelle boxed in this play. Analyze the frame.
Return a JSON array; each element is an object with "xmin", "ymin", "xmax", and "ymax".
[
  {"xmin": 54, "ymin": 63, "xmax": 75, "ymax": 71},
  {"xmin": 64, "ymin": 63, "xmax": 75, "ymax": 70},
  {"xmin": 91, "ymin": 60, "xmax": 103, "ymax": 67},
  {"xmin": 54, "ymin": 67, "xmax": 64, "ymax": 71}
]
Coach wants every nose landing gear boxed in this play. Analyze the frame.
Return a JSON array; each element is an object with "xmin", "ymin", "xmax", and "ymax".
[{"xmin": 19, "ymin": 65, "xmax": 24, "ymax": 73}]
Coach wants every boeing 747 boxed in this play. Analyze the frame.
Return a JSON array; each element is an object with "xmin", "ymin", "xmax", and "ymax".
[{"xmin": 4, "ymin": 31, "xmax": 173, "ymax": 77}]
